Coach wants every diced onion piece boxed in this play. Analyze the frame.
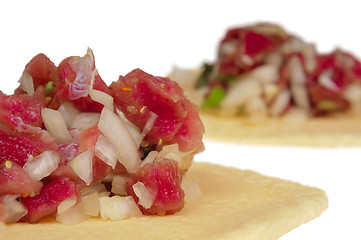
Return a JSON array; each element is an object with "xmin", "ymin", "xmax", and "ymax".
[
  {"xmin": 288, "ymin": 56, "xmax": 306, "ymax": 84},
  {"xmin": 168, "ymin": 67, "xmax": 201, "ymax": 89},
  {"xmin": 318, "ymin": 69, "xmax": 339, "ymax": 91},
  {"xmin": 111, "ymin": 175, "xmax": 130, "ymax": 196},
  {"xmin": 140, "ymin": 112, "xmax": 158, "ymax": 139},
  {"xmin": 182, "ymin": 181, "xmax": 203, "ymax": 204},
  {"xmin": 343, "ymin": 83, "xmax": 361, "ymax": 102},
  {"xmin": 98, "ymin": 108, "xmax": 140, "ymax": 172},
  {"xmin": 139, "ymin": 151, "xmax": 158, "ymax": 167},
  {"xmin": 132, "ymin": 182, "xmax": 156, "ymax": 209},
  {"xmin": 250, "ymin": 65, "xmax": 279, "ymax": 83},
  {"xmin": 269, "ymin": 90, "xmax": 291, "ymax": 116},
  {"xmin": 116, "ymin": 109, "xmax": 142, "ymax": 147},
  {"xmin": 343, "ymin": 84, "xmax": 361, "ymax": 115},
  {"xmin": 18, "ymin": 71, "xmax": 34, "ymax": 95},
  {"xmin": 95, "ymin": 135, "xmax": 118, "ymax": 169},
  {"xmin": 4, "ymin": 199, "xmax": 28, "ymax": 223},
  {"xmin": 89, "ymin": 89, "xmax": 114, "ymax": 110},
  {"xmin": 263, "ymin": 83, "xmax": 280, "ymax": 104},
  {"xmin": 82, "ymin": 192, "xmax": 100, "ymax": 217},
  {"xmin": 291, "ymin": 84, "xmax": 310, "ymax": 111},
  {"xmin": 81, "ymin": 182, "xmax": 108, "ymax": 196},
  {"xmin": 301, "ymin": 43, "xmax": 317, "ymax": 73},
  {"xmin": 99, "ymin": 196, "xmax": 142, "ymax": 220},
  {"xmin": 156, "ymin": 144, "xmax": 194, "ymax": 170},
  {"xmin": 220, "ymin": 78, "xmax": 261, "ymax": 108},
  {"xmin": 244, "ymin": 97, "xmax": 267, "ymax": 115},
  {"xmin": 57, "ymin": 197, "xmax": 77, "ymax": 214},
  {"xmin": 42, "ymin": 108, "xmax": 72, "ymax": 143},
  {"xmin": 72, "ymin": 112, "xmax": 100, "ymax": 131},
  {"xmin": 69, "ymin": 150, "xmax": 93, "ymax": 185},
  {"xmin": 56, "ymin": 202, "xmax": 90, "ymax": 225},
  {"xmin": 23, "ymin": 151, "xmax": 60, "ymax": 180},
  {"xmin": 58, "ymin": 102, "xmax": 80, "ymax": 129}
]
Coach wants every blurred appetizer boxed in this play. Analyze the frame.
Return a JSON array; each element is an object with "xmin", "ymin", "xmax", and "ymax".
[{"xmin": 170, "ymin": 23, "xmax": 361, "ymax": 146}]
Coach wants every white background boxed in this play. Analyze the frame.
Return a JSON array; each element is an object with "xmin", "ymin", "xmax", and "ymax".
[{"xmin": 0, "ymin": 1, "xmax": 360, "ymax": 239}]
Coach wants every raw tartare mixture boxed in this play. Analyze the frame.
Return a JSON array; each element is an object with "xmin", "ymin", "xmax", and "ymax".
[
  {"xmin": 170, "ymin": 23, "xmax": 361, "ymax": 119},
  {"xmin": 0, "ymin": 49, "xmax": 204, "ymax": 228}
]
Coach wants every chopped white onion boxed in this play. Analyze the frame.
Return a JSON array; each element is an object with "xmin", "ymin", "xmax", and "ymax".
[
  {"xmin": 244, "ymin": 96, "xmax": 267, "ymax": 115},
  {"xmin": 18, "ymin": 71, "xmax": 34, "ymax": 95},
  {"xmin": 168, "ymin": 67, "xmax": 201, "ymax": 89},
  {"xmin": 56, "ymin": 202, "xmax": 90, "ymax": 225},
  {"xmin": 318, "ymin": 69, "xmax": 339, "ymax": 91},
  {"xmin": 23, "ymin": 151, "xmax": 60, "ymax": 180},
  {"xmin": 57, "ymin": 197, "xmax": 77, "ymax": 214},
  {"xmin": 291, "ymin": 84, "xmax": 310, "ymax": 111},
  {"xmin": 58, "ymin": 102, "xmax": 80, "ymax": 129},
  {"xmin": 140, "ymin": 112, "xmax": 158, "ymax": 140},
  {"xmin": 111, "ymin": 175, "xmax": 130, "ymax": 196},
  {"xmin": 220, "ymin": 78, "xmax": 261, "ymax": 108},
  {"xmin": 182, "ymin": 181, "xmax": 203, "ymax": 204},
  {"xmin": 263, "ymin": 83, "xmax": 280, "ymax": 104},
  {"xmin": 4, "ymin": 199, "xmax": 28, "ymax": 223},
  {"xmin": 288, "ymin": 56, "xmax": 306, "ymax": 84},
  {"xmin": 250, "ymin": 65, "xmax": 279, "ymax": 83},
  {"xmin": 343, "ymin": 84, "xmax": 361, "ymax": 115},
  {"xmin": 219, "ymin": 41, "xmax": 237, "ymax": 56},
  {"xmin": 269, "ymin": 90, "xmax": 291, "ymax": 116},
  {"xmin": 116, "ymin": 109, "xmax": 142, "ymax": 147},
  {"xmin": 343, "ymin": 83, "xmax": 361, "ymax": 102},
  {"xmin": 81, "ymin": 182, "xmax": 108, "ymax": 196},
  {"xmin": 301, "ymin": 43, "xmax": 317, "ymax": 73},
  {"xmin": 156, "ymin": 144, "xmax": 194, "ymax": 170},
  {"xmin": 132, "ymin": 182, "xmax": 156, "ymax": 209},
  {"xmin": 95, "ymin": 135, "xmax": 118, "ymax": 169},
  {"xmin": 99, "ymin": 196, "xmax": 142, "ymax": 220},
  {"xmin": 139, "ymin": 150, "xmax": 158, "ymax": 167},
  {"xmin": 98, "ymin": 107, "xmax": 140, "ymax": 172},
  {"xmin": 69, "ymin": 150, "xmax": 93, "ymax": 185},
  {"xmin": 72, "ymin": 112, "xmax": 100, "ymax": 130},
  {"xmin": 82, "ymin": 192, "xmax": 101, "ymax": 217},
  {"xmin": 42, "ymin": 108, "xmax": 72, "ymax": 143},
  {"xmin": 89, "ymin": 89, "xmax": 114, "ymax": 110}
]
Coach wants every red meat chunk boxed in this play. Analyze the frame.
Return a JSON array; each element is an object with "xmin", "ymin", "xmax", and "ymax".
[
  {"xmin": 55, "ymin": 49, "xmax": 110, "ymax": 112},
  {"xmin": 110, "ymin": 69, "xmax": 204, "ymax": 152},
  {"xmin": 0, "ymin": 129, "xmax": 56, "ymax": 167},
  {"xmin": 20, "ymin": 177, "xmax": 79, "ymax": 223},
  {"xmin": 24, "ymin": 53, "xmax": 57, "ymax": 89},
  {"xmin": 126, "ymin": 159, "xmax": 184, "ymax": 215},
  {"xmin": 0, "ymin": 161, "xmax": 43, "ymax": 196},
  {"xmin": 0, "ymin": 87, "xmax": 46, "ymax": 132}
]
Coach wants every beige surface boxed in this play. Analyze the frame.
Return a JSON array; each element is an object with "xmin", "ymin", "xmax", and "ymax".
[
  {"xmin": 201, "ymin": 112, "xmax": 361, "ymax": 147},
  {"xmin": 1, "ymin": 162, "xmax": 328, "ymax": 240}
]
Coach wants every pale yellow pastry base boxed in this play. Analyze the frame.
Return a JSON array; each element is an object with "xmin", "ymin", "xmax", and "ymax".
[
  {"xmin": 1, "ymin": 162, "xmax": 328, "ymax": 240},
  {"xmin": 201, "ymin": 112, "xmax": 361, "ymax": 147}
]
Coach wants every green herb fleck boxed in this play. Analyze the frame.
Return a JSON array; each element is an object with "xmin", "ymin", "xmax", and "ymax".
[
  {"xmin": 44, "ymin": 81, "xmax": 55, "ymax": 95},
  {"xmin": 141, "ymin": 147, "xmax": 153, "ymax": 160},
  {"xmin": 196, "ymin": 63, "xmax": 213, "ymax": 88},
  {"xmin": 217, "ymin": 73, "xmax": 237, "ymax": 83},
  {"xmin": 202, "ymin": 86, "xmax": 226, "ymax": 108}
]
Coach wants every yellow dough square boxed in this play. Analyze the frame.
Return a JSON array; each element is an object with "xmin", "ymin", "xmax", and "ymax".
[
  {"xmin": 0, "ymin": 162, "xmax": 328, "ymax": 240},
  {"xmin": 201, "ymin": 112, "xmax": 361, "ymax": 147}
]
